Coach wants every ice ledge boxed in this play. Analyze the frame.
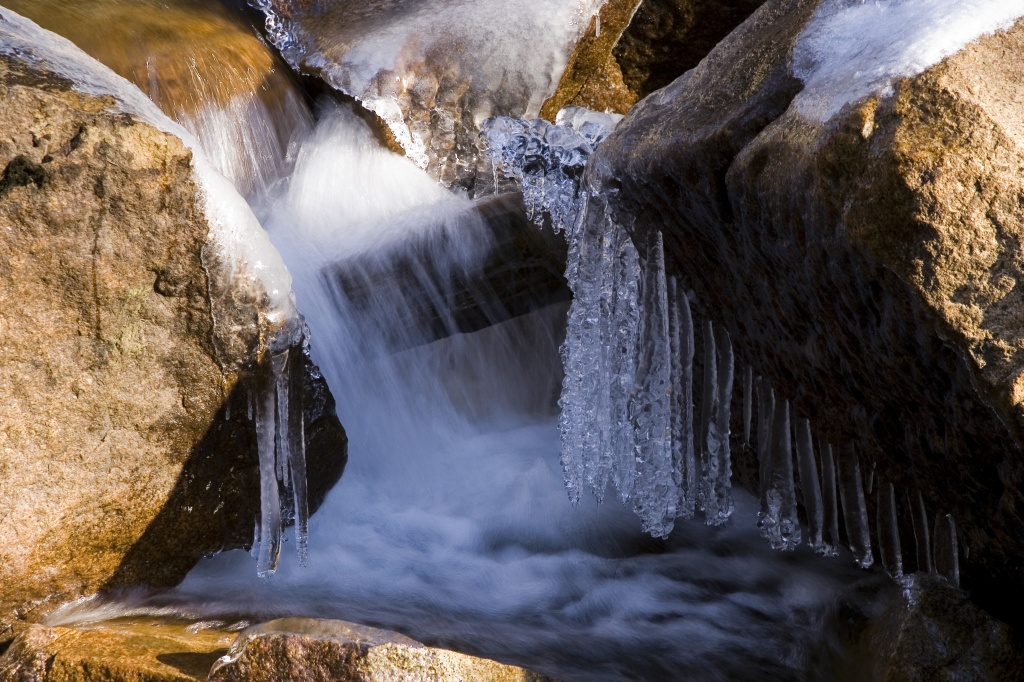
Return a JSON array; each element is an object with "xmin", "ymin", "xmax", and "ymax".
[{"xmin": 791, "ymin": 0, "xmax": 1024, "ymax": 122}]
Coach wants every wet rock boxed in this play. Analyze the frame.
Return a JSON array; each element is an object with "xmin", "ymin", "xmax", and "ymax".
[
  {"xmin": 591, "ymin": 0, "xmax": 1024, "ymax": 610},
  {"xmin": 3, "ymin": 0, "xmax": 313, "ymax": 198},
  {"xmin": 613, "ymin": 0, "xmax": 767, "ymax": 99},
  {"xmin": 862, "ymin": 576, "xmax": 1024, "ymax": 681},
  {"xmin": 207, "ymin": 618, "xmax": 556, "ymax": 682},
  {"xmin": 0, "ymin": 620, "xmax": 237, "ymax": 682},
  {"xmin": 0, "ymin": 13, "xmax": 346, "ymax": 642}
]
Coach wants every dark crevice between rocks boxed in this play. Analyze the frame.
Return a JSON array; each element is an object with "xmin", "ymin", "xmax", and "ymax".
[
  {"xmin": 614, "ymin": 0, "xmax": 769, "ymax": 99},
  {"xmin": 100, "ymin": 353, "xmax": 347, "ymax": 593}
]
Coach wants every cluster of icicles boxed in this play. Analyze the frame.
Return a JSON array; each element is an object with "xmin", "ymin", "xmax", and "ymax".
[
  {"xmin": 483, "ymin": 111, "xmax": 962, "ymax": 586},
  {"xmin": 250, "ymin": 343, "xmax": 309, "ymax": 578}
]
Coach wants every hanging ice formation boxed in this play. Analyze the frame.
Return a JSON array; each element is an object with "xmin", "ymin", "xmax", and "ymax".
[
  {"xmin": 481, "ymin": 107, "xmax": 623, "ymax": 233},
  {"xmin": 480, "ymin": 109, "xmax": 963, "ymax": 580},
  {"xmin": 252, "ymin": 327, "xmax": 310, "ymax": 578}
]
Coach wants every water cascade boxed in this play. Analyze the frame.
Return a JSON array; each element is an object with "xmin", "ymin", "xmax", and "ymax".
[{"xmin": 22, "ymin": 1, "xmax": 999, "ymax": 676}]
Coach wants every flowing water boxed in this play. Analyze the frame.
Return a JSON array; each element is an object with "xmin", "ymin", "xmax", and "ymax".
[{"xmin": 48, "ymin": 100, "xmax": 896, "ymax": 681}]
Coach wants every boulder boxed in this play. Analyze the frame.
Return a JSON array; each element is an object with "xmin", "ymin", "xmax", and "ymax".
[
  {"xmin": 2, "ymin": 0, "xmax": 314, "ymax": 198},
  {"xmin": 539, "ymin": 0, "xmax": 642, "ymax": 120},
  {"xmin": 0, "ymin": 11, "xmax": 346, "ymax": 642},
  {"xmin": 590, "ymin": 0, "xmax": 1024, "ymax": 610},
  {"xmin": 0, "ymin": 620, "xmax": 237, "ymax": 682},
  {"xmin": 207, "ymin": 618, "xmax": 556, "ymax": 682}
]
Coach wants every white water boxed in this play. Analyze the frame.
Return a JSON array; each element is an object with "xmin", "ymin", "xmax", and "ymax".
[{"xmin": 48, "ymin": 102, "xmax": 897, "ymax": 681}]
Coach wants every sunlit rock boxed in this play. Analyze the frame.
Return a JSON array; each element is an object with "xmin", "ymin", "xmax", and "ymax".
[
  {"xmin": 0, "ymin": 11, "xmax": 346, "ymax": 640},
  {"xmin": 0, "ymin": 619, "xmax": 237, "ymax": 682},
  {"xmin": 3, "ymin": 0, "xmax": 314, "ymax": 199},
  {"xmin": 208, "ymin": 618, "xmax": 556, "ymax": 682}
]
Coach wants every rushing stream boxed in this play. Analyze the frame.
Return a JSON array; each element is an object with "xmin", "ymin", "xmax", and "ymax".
[{"xmin": 46, "ymin": 100, "xmax": 897, "ymax": 681}]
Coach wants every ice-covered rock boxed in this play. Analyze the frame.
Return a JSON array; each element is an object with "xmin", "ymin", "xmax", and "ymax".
[
  {"xmin": 0, "ymin": 9, "xmax": 346, "ymax": 638},
  {"xmin": 589, "ymin": 0, "xmax": 1024, "ymax": 606},
  {"xmin": 249, "ymin": 0, "xmax": 606, "ymax": 187}
]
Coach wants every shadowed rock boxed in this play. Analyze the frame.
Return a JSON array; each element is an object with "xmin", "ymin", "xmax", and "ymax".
[{"xmin": 591, "ymin": 0, "xmax": 1024, "ymax": 613}]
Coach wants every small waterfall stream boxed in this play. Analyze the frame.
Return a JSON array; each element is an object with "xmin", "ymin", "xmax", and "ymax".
[{"xmin": 51, "ymin": 101, "xmax": 897, "ymax": 681}]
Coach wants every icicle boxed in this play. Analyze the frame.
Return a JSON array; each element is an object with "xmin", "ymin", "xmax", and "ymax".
[
  {"xmin": 698, "ymin": 320, "xmax": 718, "ymax": 514},
  {"xmin": 769, "ymin": 400, "xmax": 800, "ymax": 549},
  {"xmin": 668, "ymin": 276, "xmax": 695, "ymax": 518},
  {"xmin": 254, "ymin": 373, "xmax": 282, "ymax": 578},
  {"xmin": 742, "ymin": 366, "xmax": 753, "ymax": 447},
  {"xmin": 706, "ymin": 326, "xmax": 734, "ymax": 525},
  {"xmin": 877, "ymin": 479, "xmax": 902, "ymax": 579},
  {"xmin": 756, "ymin": 379, "xmax": 775, "ymax": 522},
  {"xmin": 558, "ymin": 203, "xmax": 605, "ymax": 506},
  {"xmin": 273, "ymin": 351, "xmax": 291, "ymax": 485},
  {"xmin": 837, "ymin": 445, "xmax": 873, "ymax": 568},
  {"xmin": 629, "ymin": 229, "xmax": 676, "ymax": 537},
  {"xmin": 606, "ymin": 220, "xmax": 641, "ymax": 502},
  {"xmin": 287, "ymin": 348, "xmax": 309, "ymax": 566},
  {"xmin": 933, "ymin": 513, "xmax": 960, "ymax": 586},
  {"xmin": 795, "ymin": 418, "xmax": 824, "ymax": 551},
  {"xmin": 912, "ymin": 490, "xmax": 933, "ymax": 573},
  {"xmin": 819, "ymin": 442, "xmax": 841, "ymax": 557}
]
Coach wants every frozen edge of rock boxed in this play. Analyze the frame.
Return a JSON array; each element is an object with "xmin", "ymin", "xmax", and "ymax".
[{"xmin": 0, "ymin": 6, "xmax": 297, "ymax": 338}]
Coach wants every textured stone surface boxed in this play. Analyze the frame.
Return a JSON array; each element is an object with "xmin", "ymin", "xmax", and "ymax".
[
  {"xmin": 0, "ymin": 620, "xmax": 237, "ymax": 682},
  {"xmin": 591, "ymin": 0, "xmax": 1024, "ymax": 613},
  {"xmin": 0, "ymin": 18, "xmax": 346, "ymax": 642},
  {"xmin": 539, "ymin": 0, "xmax": 641, "ymax": 120},
  {"xmin": 208, "ymin": 618, "xmax": 556, "ymax": 682}
]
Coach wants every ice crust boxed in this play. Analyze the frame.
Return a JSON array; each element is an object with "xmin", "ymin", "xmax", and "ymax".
[
  {"xmin": 792, "ymin": 0, "xmax": 1024, "ymax": 120},
  {"xmin": 250, "ymin": 0, "xmax": 605, "ymax": 171},
  {"xmin": 481, "ymin": 107, "xmax": 621, "ymax": 233},
  {"xmin": 0, "ymin": 9, "xmax": 308, "ymax": 576}
]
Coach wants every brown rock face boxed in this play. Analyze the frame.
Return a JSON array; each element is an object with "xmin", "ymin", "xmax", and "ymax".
[
  {"xmin": 207, "ymin": 618, "xmax": 556, "ymax": 682},
  {"xmin": 2, "ymin": 0, "xmax": 313, "ymax": 198},
  {"xmin": 591, "ymin": 0, "xmax": 1024, "ymax": 614},
  {"xmin": 539, "ymin": 0, "xmax": 642, "ymax": 120},
  {"xmin": 0, "ymin": 17, "xmax": 346, "ymax": 641}
]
